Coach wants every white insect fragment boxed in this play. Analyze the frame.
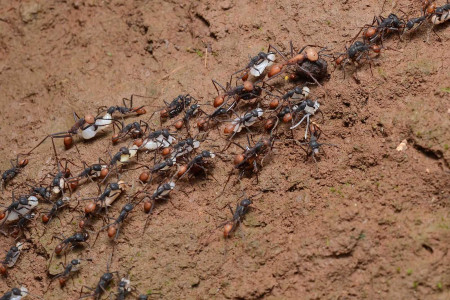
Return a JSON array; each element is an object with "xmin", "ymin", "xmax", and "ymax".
[
  {"xmin": 396, "ymin": 139, "xmax": 408, "ymax": 152},
  {"xmin": 250, "ymin": 53, "xmax": 276, "ymax": 77}
]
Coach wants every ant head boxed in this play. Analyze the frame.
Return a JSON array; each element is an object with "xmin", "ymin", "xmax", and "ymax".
[
  {"xmin": 241, "ymin": 198, "xmax": 252, "ymax": 207},
  {"xmin": 71, "ymin": 259, "xmax": 81, "ymax": 265},
  {"xmin": 18, "ymin": 195, "xmax": 28, "ymax": 205},
  {"xmin": 102, "ymin": 272, "xmax": 114, "ymax": 281},
  {"xmin": 119, "ymin": 147, "xmax": 130, "ymax": 155},
  {"xmin": 107, "ymin": 106, "xmax": 116, "ymax": 114},
  {"xmin": 124, "ymin": 203, "xmax": 134, "ymax": 212}
]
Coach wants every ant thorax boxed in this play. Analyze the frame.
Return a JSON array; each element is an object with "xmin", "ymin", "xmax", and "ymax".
[
  {"xmin": 304, "ymin": 101, "xmax": 319, "ymax": 115},
  {"xmin": 6, "ymin": 196, "xmax": 38, "ymax": 223},
  {"xmin": 250, "ymin": 52, "xmax": 276, "ymax": 77}
]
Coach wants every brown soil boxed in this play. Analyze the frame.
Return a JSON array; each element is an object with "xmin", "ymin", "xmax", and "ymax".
[{"xmin": 1, "ymin": 0, "xmax": 449, "ymax": 299}]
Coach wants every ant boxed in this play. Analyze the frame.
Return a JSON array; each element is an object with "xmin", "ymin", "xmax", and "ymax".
[
  {"xmin": 176, "ymin": 150, "xmax": 216, "ymax": 180},
  {"xmin": 81, "ymin": 181, "xmax": 127, "ymax": 226},
  {"xmin": 67, "ymin": 161, "xmax": 109, "ymax": 187},
  {"xmin": 357, "ymin": 13, "xmax": 406, "ymax": 44},
  {"xmin": 298, "ymin": 124, "xmax": 338, "ymax": 164},
  {"xmin": 169, "ymin": 136, "xmax": 202, "ymax": 160},
  {"xmin": 142, "ymin": 157, "xmax": 177, "ymax": 184},
  {"xmin": 80, "ymin": 255, "xmax": 117, "ymax": 300},
  {"xmin": 289, "ymin": 99, "xmax": 322, "ymax": 139},
  {"xmin": 27, "ymin": 111, "xmax": 119, "ymax": 156},
  {"xmin": 41, "ymin": 197, "xmax": 70, "ymax": 224},
  {"xmin": 222, "ymin": 135, "xmax": 275, "ymax": 194},
  {"xmin": 224, "ymin": 108, "xmax": 264, "ymax": 139},
  {"xmin": 111, "ymin": 120, "xmax": 149, "ymax": 144},
  {"xmin": 142, "ymin": 181, "xmax": 176, "ymax": 230},
  {"xmin": 335, "ymin": 41, "xmax": 382, "ymax": 78},
  {"xmin": 263, "ymin": 86, "xmax": 311, "ymax": 131},
  {"xmin": 97, "ymin": 95, "xmax": 147, "ymax": 118},
  {"xmin": 48, "ymin": 258, "xmax": 92, "ymax": 287},
  {"xmin": 173, "ymin": 103, "xmax": 205, "ymax": 132},
  {"xmin": 0, "ymin": 242, "xmax": 23, "ymax": 275},
  {"xmin": 211, "ymin": 78, "xmax": 265, "ymax": 109},
  {"xmin": 196, "ymin": 103, "xmax": 235, "ymax": 132},
  {"xmin": 233, "ymin": 49, "xmax": 276, "ymax": 80},
  {"xmin": 1, "ymin": 156, "xmax": 29, "ymax": 190},
  {"xmin": 150, "ymin": 94, "xmax": 196, "ymax": 122},
  {"xmin": 0, "ymin": 193, "xmax": 39, "ymax": 227},
  {"xmin": 220, "ymin": 198, "xmax": 253, "ymax": 238},
  {"xmin": 52, "ymin": 231, "xmax": 90, "ymax": 256},
  {"xmin": 267, "ymin": 42, "xmax": 330, "ymax": 86},
  {"xmin": 94, "ymin": 200, "xmax": 137, "ymax": 243}
]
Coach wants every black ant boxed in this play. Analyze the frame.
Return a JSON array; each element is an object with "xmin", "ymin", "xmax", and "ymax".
[
  {"xmin": 222, "ymin": 108, "xmax": 264, "ymax": 150},
  {"xmin": 357, "ymin": 13, "xmax": 406, "ymax": 44},
  {"xmin": 94, "ymin": 200, "xmax": 137, "ymax": 244},
  {"xmin": 1, "ymin": 156, "xmax": 29, "ymax": 190},
  {"xmin": 0, "ymin": 287, "xmax": 31, "ymax": 299},
  {"xmin": 150, "ymin": 94, "xmax": 196, "ymax": 122},
  {"xmin": 142, "ymin": 181, "xmax": 176, "ymax": 231},
  {"xmin": 431, "ymin": 2, "xmax": 450, "ymax": 25},
  {"xmin": 52, "ymin": 231, "xmax": 90, "ymax": 256},
  {"xmin": 216, "ymin": 198, "xmax": 252, "ymax": 238},
  {"xmin": 176, "ymin": 150, "xmax": 216, "ymax": 180},
  {"xmin": 48, "ymin": 258, "xmax": 92, "ymax": 287},
  {"xmin": 140, "ymin": 128, "xmax": 177, "ymax": 152},
  {"xmin": 81, "ymin": 181, "xmax": 127, "ymax": 228},
  {"xmin": 41, "ymin": 197, "xmax": 70, "ymax": 224},
  {"xmin": 173, "ymin": 103, "xmax": 205, "ymax": 132},
  {"xmin": 111, "ymin": 120, "xmax": 149, "ymax": 144},
  {"xmin": 80, "ymin": 253, "xmax": 117, "ymax": 300},
  {"xmin": 67, "ymin": 161, "xmax": 109, "ymax": 188},
  {"xmin": 169, "ymin": 136, "xmax": 202, "ymax": 160},
  {"xmin": 196, "ymin": 103, "xmax": 235, "ymax": 132},
  {"xmin": 7, "ymin": 212, "xmax": 35, "ymax": 238},
  {"xmin": 267, "ymin": 42, "xmax": 330, "ymax": 86},
  {"xmin": 335, "ymin": 41, "xmax": 382, "ymax": 78},
  {"xmin": 233, "ymin": 49, "xmax": 277, "ymax": 80},
  {"xmin": 211, "ymin": 78, "xmax": 265, "ymax": 109},
  {"xmin": 221, "ymin": 135, "xmax": 275, "ymax": 194},
  {"xmin": 27, "ymin": 111, "xmax": 119, "ymax": 156},
  {"xmin": 298, "ymin": 124, "xmax": 338, "ymax": 164},
  {"xmin": 97, "ymin": 95, "xmax": 147, "ymax": 117}
]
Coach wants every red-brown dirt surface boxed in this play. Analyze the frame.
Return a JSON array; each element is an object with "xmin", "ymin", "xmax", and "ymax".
[{"xmin": 0, "ymin": 0, "xmax": 449, "ymax": 299}]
